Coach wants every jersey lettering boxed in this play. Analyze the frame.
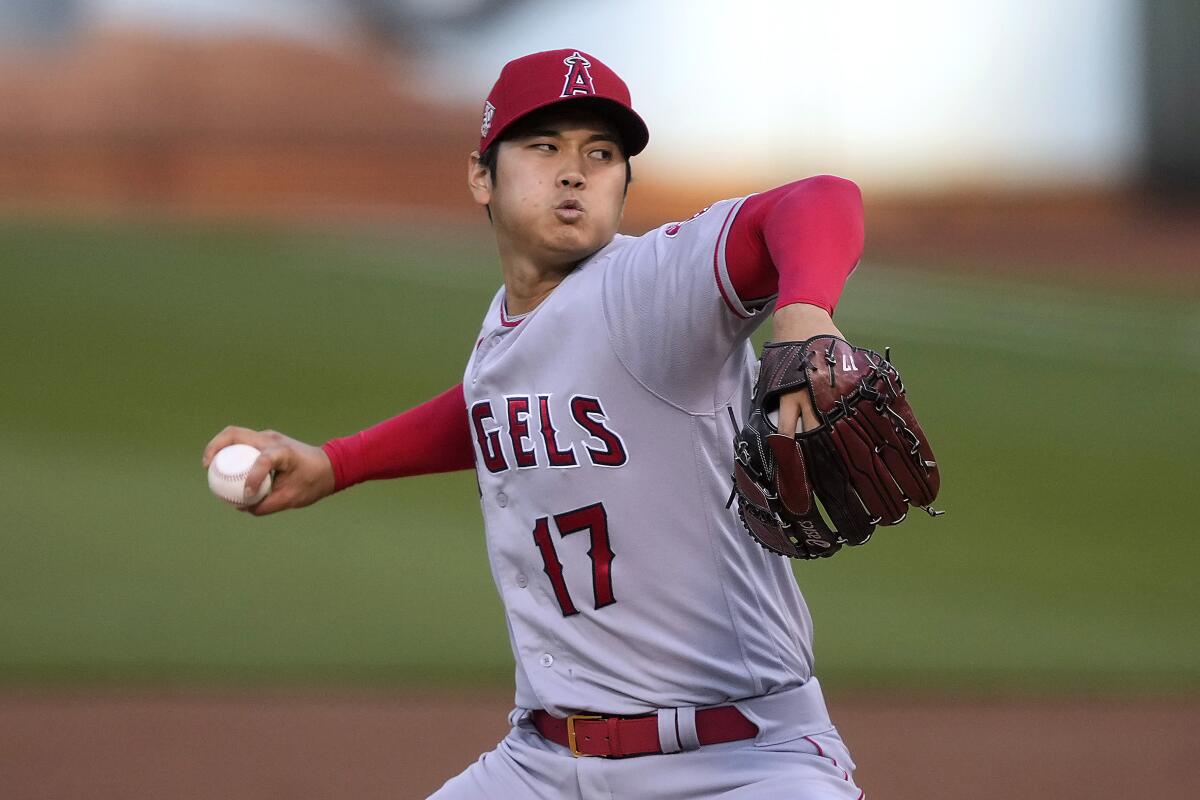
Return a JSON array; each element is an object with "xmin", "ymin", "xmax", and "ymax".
[
  {"xmin": 470, "ymin": 400, "xmax": 507, "ymax": 473},
  {"xmin": 470, "ymin": 393, "xmax": 626, "ymax": 472},
  {"xmin": 570, "ymin": 395, "xmax": 629, "ymax": 467},
  {"xmin": 538, "ymin": 394, "xmax": 579, "ymax": 467},
  {"xmin": 506, "ymin": 396, "xmax": 537, "ymax": 469}
]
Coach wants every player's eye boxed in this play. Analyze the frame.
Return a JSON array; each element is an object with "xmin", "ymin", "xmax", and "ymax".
[
  {"xmin": 588, "ymin": 148, "xmax": 613, "ymax": 161},
  {"xmin": 531, "ymin": 142, "xmax": 557, "ymax": 152}
]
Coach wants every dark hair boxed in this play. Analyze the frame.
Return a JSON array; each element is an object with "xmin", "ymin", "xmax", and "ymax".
[{"xmin": 478, "ymin": 139, "xmax": 633, "ymax": 222}]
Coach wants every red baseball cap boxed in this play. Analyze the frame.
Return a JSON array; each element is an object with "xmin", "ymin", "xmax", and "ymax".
[{"xmin": 478, "ymin": 49, "xmax": 649, "ymax": 157}]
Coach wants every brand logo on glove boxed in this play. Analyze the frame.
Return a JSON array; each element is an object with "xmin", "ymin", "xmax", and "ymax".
[{"xmin": 799, "ymin": 520, "xmax": 831, "ymax": 549}]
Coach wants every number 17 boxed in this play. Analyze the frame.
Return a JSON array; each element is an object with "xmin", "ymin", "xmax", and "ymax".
[{"xmin": 530, "ymin": 502, "xmax": 616, "ymax": 617}]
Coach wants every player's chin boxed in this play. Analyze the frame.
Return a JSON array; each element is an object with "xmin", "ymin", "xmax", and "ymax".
[{"xmin": 543, "ymin": 226, "xmax": 603, "ymax": 258}]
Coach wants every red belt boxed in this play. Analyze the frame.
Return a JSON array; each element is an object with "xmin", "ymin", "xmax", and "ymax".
[{"xmin": 531, "ymin": 706, "xmax": 758, "ymax": 758}]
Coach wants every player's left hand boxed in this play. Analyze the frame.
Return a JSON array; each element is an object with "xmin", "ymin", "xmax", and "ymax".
[
  {"xmin": 770, "ymin": 303, "xmax": 841, "ymax": 436},
  {"xmin": 732, "ymin": 323, "xmax": 943, "ymax": 559}
]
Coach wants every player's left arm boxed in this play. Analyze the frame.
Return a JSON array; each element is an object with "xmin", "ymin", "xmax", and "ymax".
[{"xmin": 724, "ymin": 175, "xmax": 865, "ymax": 437}]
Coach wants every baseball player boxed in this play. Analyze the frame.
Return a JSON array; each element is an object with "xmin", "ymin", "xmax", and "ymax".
[{"xmin": 203, "ymin": 49, "xmax": 888, "ymax": 798}]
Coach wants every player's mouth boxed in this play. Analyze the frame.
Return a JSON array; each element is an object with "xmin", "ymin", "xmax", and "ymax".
[{"xmin": 554, "ymin": 199, "xmax": 585, "ymax": 223}]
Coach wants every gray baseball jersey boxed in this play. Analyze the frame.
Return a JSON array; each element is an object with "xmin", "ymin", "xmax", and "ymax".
[{"xmin": 463, "ymin": 196, "xmax": 817, "ymax": 719}]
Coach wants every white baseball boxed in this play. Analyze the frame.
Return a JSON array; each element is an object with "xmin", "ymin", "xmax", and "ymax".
[{"xmin": 208, "ymin": 444, "xmax": 272, "ymax": 506}]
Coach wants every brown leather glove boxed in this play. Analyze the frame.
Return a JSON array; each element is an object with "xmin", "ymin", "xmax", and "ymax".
[{"xmin": 733, "ymin": 336, "xmax": 942, "ymax": 559}]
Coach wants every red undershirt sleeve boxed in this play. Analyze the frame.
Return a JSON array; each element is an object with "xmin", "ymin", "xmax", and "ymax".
[
  {"xmin": 321, "ymin": 383, "xmax": 476, "ymax": 492},
  {"xmin": 724, "ymin": 175, "xmax": 865, "ymax": 315}
]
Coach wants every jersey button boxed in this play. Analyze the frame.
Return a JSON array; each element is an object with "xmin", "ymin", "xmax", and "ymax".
[
  {"xmin": 496, "ymin": 492, "xmax": 508, "ymax": 507},
  {"xmin": 515, "ymin": 573, "xmax": 528, "ymax": 588},
  {"xmin": 539, "ymin": 653, "xmax": 554, "ymax": 668}
]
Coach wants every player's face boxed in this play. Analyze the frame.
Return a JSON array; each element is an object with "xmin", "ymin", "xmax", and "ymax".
[{"xmin": 469, "ymin": 109, "xmax": 627, "ymax": 270}]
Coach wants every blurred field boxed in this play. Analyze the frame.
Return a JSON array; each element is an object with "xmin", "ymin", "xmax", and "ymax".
[{"xmin": 1, "ymin": 218, "xmax": 1197, "ymax": 693}]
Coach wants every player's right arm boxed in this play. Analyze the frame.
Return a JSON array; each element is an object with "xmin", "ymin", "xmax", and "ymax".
[{"xmin": 202, "ymin": 383, "xmax": 476, "ymax": 516}]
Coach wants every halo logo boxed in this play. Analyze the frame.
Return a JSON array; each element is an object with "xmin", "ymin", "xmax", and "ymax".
[{"xmin": 561, "ymin": 51, "xmax": 596, "ymax": 97}]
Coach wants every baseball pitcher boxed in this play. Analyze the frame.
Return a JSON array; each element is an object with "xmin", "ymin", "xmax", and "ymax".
[{"xmin": 203, "ymin": 48, "xmax": 940, "ymax": 799}]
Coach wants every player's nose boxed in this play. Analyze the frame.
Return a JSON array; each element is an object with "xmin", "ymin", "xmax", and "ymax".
[{"xmin": 557, "ymin": 150, "xmax": 586, "ymax": 188}]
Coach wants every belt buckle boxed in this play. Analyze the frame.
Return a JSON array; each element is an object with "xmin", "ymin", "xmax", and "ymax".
[{"xmin": 566, "ymin": 714, "xmax": 603, "ymax": 757}]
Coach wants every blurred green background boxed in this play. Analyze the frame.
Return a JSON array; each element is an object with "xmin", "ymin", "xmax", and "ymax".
[{"xmin": 3, "ymin": 218, "xmax": 1196, "ymax": 693}]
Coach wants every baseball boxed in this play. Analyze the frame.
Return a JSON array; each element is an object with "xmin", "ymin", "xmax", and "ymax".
[{"xmin": 207, "ymin": 444, "xmax": 271, "ymax": 506}]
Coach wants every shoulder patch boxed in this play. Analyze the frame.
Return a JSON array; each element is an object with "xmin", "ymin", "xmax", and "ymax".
[{"xmin": 664, "ymin": 205, "xmax": 712, "ymax": 238}]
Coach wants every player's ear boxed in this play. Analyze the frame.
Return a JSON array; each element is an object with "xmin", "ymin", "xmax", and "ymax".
[{"xmin": 467, "ymin": 151, "xmax": 492, "ymax": 207}]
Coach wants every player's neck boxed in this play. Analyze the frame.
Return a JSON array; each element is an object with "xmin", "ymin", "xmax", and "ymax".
[{"xmin": 497, "ymin": 249, "xmax": 578, "ymax": 316}]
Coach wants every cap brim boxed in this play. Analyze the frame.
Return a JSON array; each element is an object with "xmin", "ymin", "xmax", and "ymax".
[{"xmin": 491, "ymin": 95, "xmax": 649, "ymax": 158}]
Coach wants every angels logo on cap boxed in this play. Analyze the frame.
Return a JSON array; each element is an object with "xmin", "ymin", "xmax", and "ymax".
[
  {"xmin": 561, "ymin": 51, "xmax": 596, "ymax": 97},
  {"xmin": 478, "ymin": 48, "xmax": 649, "ymax": 157}
]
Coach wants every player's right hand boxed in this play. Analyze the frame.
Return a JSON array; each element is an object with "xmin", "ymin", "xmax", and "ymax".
[{"xmin": 202, "ymin": 426, "xmax": 336, "ymax": 516}]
